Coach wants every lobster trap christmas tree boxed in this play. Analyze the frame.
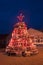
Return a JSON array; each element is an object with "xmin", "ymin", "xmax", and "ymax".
[{"xmin": 5, "ymin": 13, "xmax": 38, "ymax": 56}]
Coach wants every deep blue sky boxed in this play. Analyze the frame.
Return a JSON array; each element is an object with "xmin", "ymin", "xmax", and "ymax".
[{"xmin": 0, "ymin": 0, "xmax": 43, "ymax": 34}]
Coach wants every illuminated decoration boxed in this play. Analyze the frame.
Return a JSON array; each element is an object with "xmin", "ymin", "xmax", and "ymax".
[
  {"xmin": 5, "ymin": 13, "xmax": 38, "ymax": 56},
  {"xmin": 17, "ymin": 13, "xmax": 24, "ymax": 22}
]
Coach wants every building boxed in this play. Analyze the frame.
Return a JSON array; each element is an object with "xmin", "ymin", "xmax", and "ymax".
[{"xmin": 28, "ymin": 28, "xmax": 43, "ymax": 44}]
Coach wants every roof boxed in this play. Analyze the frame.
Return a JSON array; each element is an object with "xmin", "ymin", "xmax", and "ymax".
[{"xmin": 28, "ymin": 28, "xmax": 43, "ymax": 37}]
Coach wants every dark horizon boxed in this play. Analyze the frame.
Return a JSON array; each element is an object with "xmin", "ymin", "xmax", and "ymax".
[{"xmin": 0, "ymin": 0, "xmax": 43, "ymax": 34}]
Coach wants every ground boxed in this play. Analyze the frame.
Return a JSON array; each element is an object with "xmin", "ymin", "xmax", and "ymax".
[{"xmin": 0, "ymin": 46, "xmax": 43, "ymax": 65}]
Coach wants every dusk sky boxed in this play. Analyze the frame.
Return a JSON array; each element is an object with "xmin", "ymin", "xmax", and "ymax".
[{"xmin": 0, "ymin": 0, "xmax": 43, "ymax": 34}]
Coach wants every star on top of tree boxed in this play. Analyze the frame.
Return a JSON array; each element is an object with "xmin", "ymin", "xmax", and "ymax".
[{"xmin": 17, "ymin": 13, "xmax": 24, "ymax": 22}]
